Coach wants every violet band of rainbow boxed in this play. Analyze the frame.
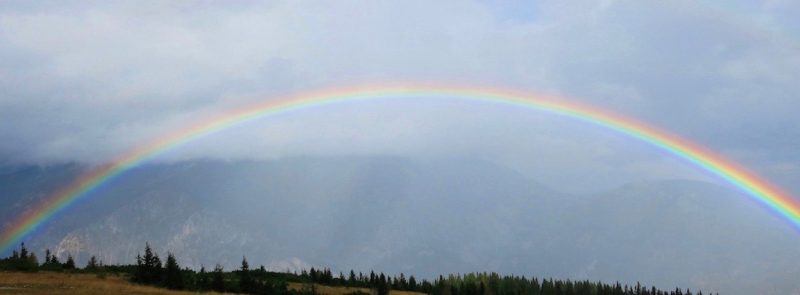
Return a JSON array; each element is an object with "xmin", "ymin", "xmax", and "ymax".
[{"xmin": 2, "ymin": 84, "xmax": 798, "ymax": 253}]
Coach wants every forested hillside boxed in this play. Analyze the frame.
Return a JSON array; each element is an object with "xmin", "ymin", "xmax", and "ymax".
[{"xmin": 1, "ymin": 242, "xmax": 716, "ymax": 295}]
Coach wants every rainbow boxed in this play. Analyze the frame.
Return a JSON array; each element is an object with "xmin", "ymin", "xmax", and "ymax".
[{"xmin": 2, "ymin": 84, "xmax": 799, "ymax": 253}]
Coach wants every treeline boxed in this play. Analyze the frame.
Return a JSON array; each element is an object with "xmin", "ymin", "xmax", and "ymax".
[
  {"xmin": 298, "ymin": 266, "xmax": 430, "ymax": 295},
  {"xmin": 0, "ymin": 242, "xmax": 78, "ymax": 272},
  {"xmin": 132, "ymin": 243, "xmax": 295, "ymax": 294},
  {"xmin": 297, "ymin": 268, "xmax": 718, "ymax": 295},
  {"xmin": 0, "ymin": 242, "xmax": 718, "ymax": 295},
  {"xmin": 426, "ymin": 273, "xmax": 717, "ymax": 295}
]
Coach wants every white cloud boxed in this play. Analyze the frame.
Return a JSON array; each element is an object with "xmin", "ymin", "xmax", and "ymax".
[{"xmin": 0, "ymin": 0, "xmax": 798, "ymax": 192}]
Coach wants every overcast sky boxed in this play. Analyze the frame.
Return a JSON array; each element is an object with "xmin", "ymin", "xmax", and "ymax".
[{"xmin": 1, "ymin": 0, "xmax": 799, "ymax": 194}]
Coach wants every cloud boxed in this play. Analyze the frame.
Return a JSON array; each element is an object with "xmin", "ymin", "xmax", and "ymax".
[{"xmin": 0, "ymin": 0, "xmax": 798, "ymax": 192}]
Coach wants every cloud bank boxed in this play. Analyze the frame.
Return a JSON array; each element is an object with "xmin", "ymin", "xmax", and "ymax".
[{"xmin": 0, "ymin": 0, "xmax": 798, "ymax": 193}]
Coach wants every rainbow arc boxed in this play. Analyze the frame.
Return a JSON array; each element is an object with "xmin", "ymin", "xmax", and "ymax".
[{"xmin": 2, "ymin": 84, "xmax": 798, "ymax": 253}]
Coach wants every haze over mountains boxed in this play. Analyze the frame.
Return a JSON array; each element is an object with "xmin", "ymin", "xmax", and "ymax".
[{"xmin": 3, "ymin": 156, "xmax": 799, "ymax": 295}]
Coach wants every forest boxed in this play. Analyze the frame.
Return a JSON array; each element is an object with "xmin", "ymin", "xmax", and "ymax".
[{"xmin": 0, "ymin": 242, "xmax": 717, "ymax": 295}]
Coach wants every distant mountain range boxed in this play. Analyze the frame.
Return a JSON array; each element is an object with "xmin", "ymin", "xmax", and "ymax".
[{"xmin": 2, "ymin": 156, "xmax": 799, "ymax": 295}]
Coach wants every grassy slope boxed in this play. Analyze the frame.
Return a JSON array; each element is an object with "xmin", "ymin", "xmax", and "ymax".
[
  {"xmin": 0, "ymin": 272, "xmax": 426, "ymax": 295},
  {"xmin": 0, "ymin": 271, "xmax": 210, "ymax": 294},
  {"xmin": 287, "ymin": 283, "xmax": 425, "ymax": 295}
]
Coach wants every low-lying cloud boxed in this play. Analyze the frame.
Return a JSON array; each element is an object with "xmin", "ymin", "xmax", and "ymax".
[{"xmin": 1, "ymin": 0, "xmax": 798, "ymax": 193}]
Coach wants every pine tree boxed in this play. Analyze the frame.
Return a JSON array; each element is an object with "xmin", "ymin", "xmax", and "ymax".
[
  {"xmin": 349, "ymin": 270, "xmax": 357, "ymax": 286},
  {"xmin": 86, "ymin": 256, "xmax": 99, "ymax": 271},
  {"xmin": 198, "ymin": 265, "xmax": 209, "ymax": 291},
  {"xmin": 14, "ymin": 242, "xmax": 37, "ymax": 271},
  {"xmin": 134, "ymin": 243, "xmax": 163, "ymax": 285},
  {"xmin": 43, "ymin": 249, "xmax": 61, "ymax": 271},
  {"xmin": 19, "ymin": 243, "xmax": 28, "ymax": 260},
  {"xmin": 26, "ymin": 252, "xmax": 38, "ymax": 271},
  {"xmin": 239, "ymin": 256, "xmax": 254, "ymax": 293},
  {"xmin": 163, "ymin": 252, "xmax": 183, "ymax": 290},
  {"xmin": 310, "ymin": 267, "xmax": 318, "ymax": 282},
  {"xmin": 378, "ymin": 273, "xmax": 390, "ymax": 295},
  {"xmin": 134, "ymin": 253, "xmax": 144, "ymax": 282},
  {"xmin": 64, "ymin": 254, "xmax": 76, "ymax": 270},
  {"xmin": 399, "ymin": 273, "xmax": 407, "ymax": 290},
  {"xmin": 212, "ymin": 264, "xmax": 225, "ymax": 292}
]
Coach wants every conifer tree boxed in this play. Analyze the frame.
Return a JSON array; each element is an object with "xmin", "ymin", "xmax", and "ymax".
[
  {"xmin": 212, "ymin": 264, "xmax": 225, "ymax": 292},
  {"xmin": 198, "ymin": 265, "xmax": 209, "ymax": 291},
  {"xmin": 134, "ymin": 253, "xmax": 144, "ymax": 282},
  {"xmin": 239, "ymin": 256, "xmax": 254, "ymax": 293},
  {"xmin": 19, "ymin": 243, "xmax": 28, "ymax": 260},
  {"xmin": 14, "ymin": 242, "xmax": 37, "ymax": 271},
  {"xmin": 378, "ymin": 273, "xmax": 390, "ymax": 295},
  {"xmin": 43, "ymin": 250, "xmax": 61, "ymax": 271},
  {"xmin": 134, "ymin": 243, "xmax": 163, "ymax": 284},
  {"xmin": 164, "ymin": 252, "xmax": 183, "ymax": 290},
  {"xmin": 86, "ymin": 256, "xmax": 99, "ymax": 271},
  {"xmin": 26, "ymin": 252, "xmax": 38, "ymax": 271},
  {"xmin": 310, "ymin": 267, "xmax": 318, "ymax": 282},
  {"xmin": 349, "ymin": 270, "xmax": 357, "ymax": 286},
  {"xmin": 64, "ymin": 254, "xmax": 76, "ymax": 270}
]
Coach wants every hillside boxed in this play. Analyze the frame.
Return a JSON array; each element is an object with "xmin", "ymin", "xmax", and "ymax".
[
  {"xmin": 0, "ymin": 271, "xmax": 210, "ymax": 295},
  {"xmin": 0, "ymin": 271, "xmax": 429, "ymax": 295},
  {"xmin": 3, "ymin": 157, "xmax": 800, "ymax": 294}
]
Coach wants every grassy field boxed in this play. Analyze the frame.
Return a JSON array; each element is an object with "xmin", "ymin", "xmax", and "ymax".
[
  {"xmin": 0, "ymin": 272, "xmax": 427, "ymax": 295},
  {"xmin": 0, "ymin": 271, "xmax": 211, "ymax": 294},
  {"xmin": 287, "ymin": 282, "xmax": 424, "ymax": 295}
]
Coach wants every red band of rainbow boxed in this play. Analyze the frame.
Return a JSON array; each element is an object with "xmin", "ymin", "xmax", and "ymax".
[{"xmin": 3, "ymin": 85, "xmax": 798, "ymax": 253}]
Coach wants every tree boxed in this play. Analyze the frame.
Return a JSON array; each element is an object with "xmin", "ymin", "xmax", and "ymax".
[
  {"xmin": 134, "ymin": 243, "xmax": 163, "ymax": 284},
  {"xmin": 378, "ymin": 273, "xmax": 390, "ymax": 295},
  {"xmin": 19, "ymin": 243, "xmax": 28, "ymax": 260},
  {"xmin": 13, "ymin": 242, "xmax": 37, "ymax": 271},
  {"xmin": 64, "ymin": 254, "xmax": 76, "ymax": 270},
  {"xmin": 163, "ymin": 252, "xmax": 183, "ymax": 290},
  {"xmin": 41, "ymin": 249, "xmax": 62, "ymax": 271},
  {"xmin": 198, "ymin": 265, "xmax": 209, "ymax": 291},
  {"xmin": 239, "ymin": 256, "xmax": 254, "ymax": 293},
  {"xmin": 49, "ymin": 253, "xmax": 60, "ymax": 265},
  {"xmin": 86, "ymin": 256, "xmax": 100, "ymax": 271},
  {"xmin": 349, "ymin": 270, "xmax": 357, "ymax": 286},
  {"xmin": 27, "ymin": 252, "xmax": 38, "ymax": 271},
  {"xmin": 310, "ymin": 267, "xmax": 318, "ymax": 282},
  {"xmin": 212, "ymin": 264, "xmax": 225, "ymax": 292}
]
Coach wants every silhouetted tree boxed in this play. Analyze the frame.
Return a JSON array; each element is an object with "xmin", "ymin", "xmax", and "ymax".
[
  {"xmin": 211, "ymin": 264, "xmax": 225, "ymax": 292},
  {"xmin": 134, "ymin": 243, "xmax": 162, "ymax": 284},
  {"xmin": 12, "ymin": 242, "xmax": 38, "ymax": 271},
  {"xmin": 163, "ymin": 252, "xmax": 183, "ymax": 289},
  {"xmin": 86, "ymin": 255, "xmax": 100, "ymax": 271},
  {"xmin": 239, "ymin": 256, "xmax": 255, "ymax": 293},
  {"xmin": 64, "ymin": 254, "xmax": 76, "ymax": 270},
  {"xmin": 378, "ymin": 273, "xmax": 390, "ymax": 295},
  {"xmin": 349, "ymin": 270, "xmax": 357, "ymax": 286},
  {"xmin": 49, "ymin": 253, "xmax": 60, "ymax": 265},
  {"xmin": 40, "ymin": 249, "xmax": 62, "ymax": 271},
  {"xmin": 197, "ymin": 265, "xmax": 209, "ymax": 291}
]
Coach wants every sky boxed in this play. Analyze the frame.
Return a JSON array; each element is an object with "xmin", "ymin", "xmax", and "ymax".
[{"xmin": 1, "ymin": 0, "xmax": 799, "ymax": 195}]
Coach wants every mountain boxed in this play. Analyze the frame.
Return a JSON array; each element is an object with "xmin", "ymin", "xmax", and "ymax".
[{"xmin": 2, "ymin": 157, "xmax": 800, "ymax": 294}]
